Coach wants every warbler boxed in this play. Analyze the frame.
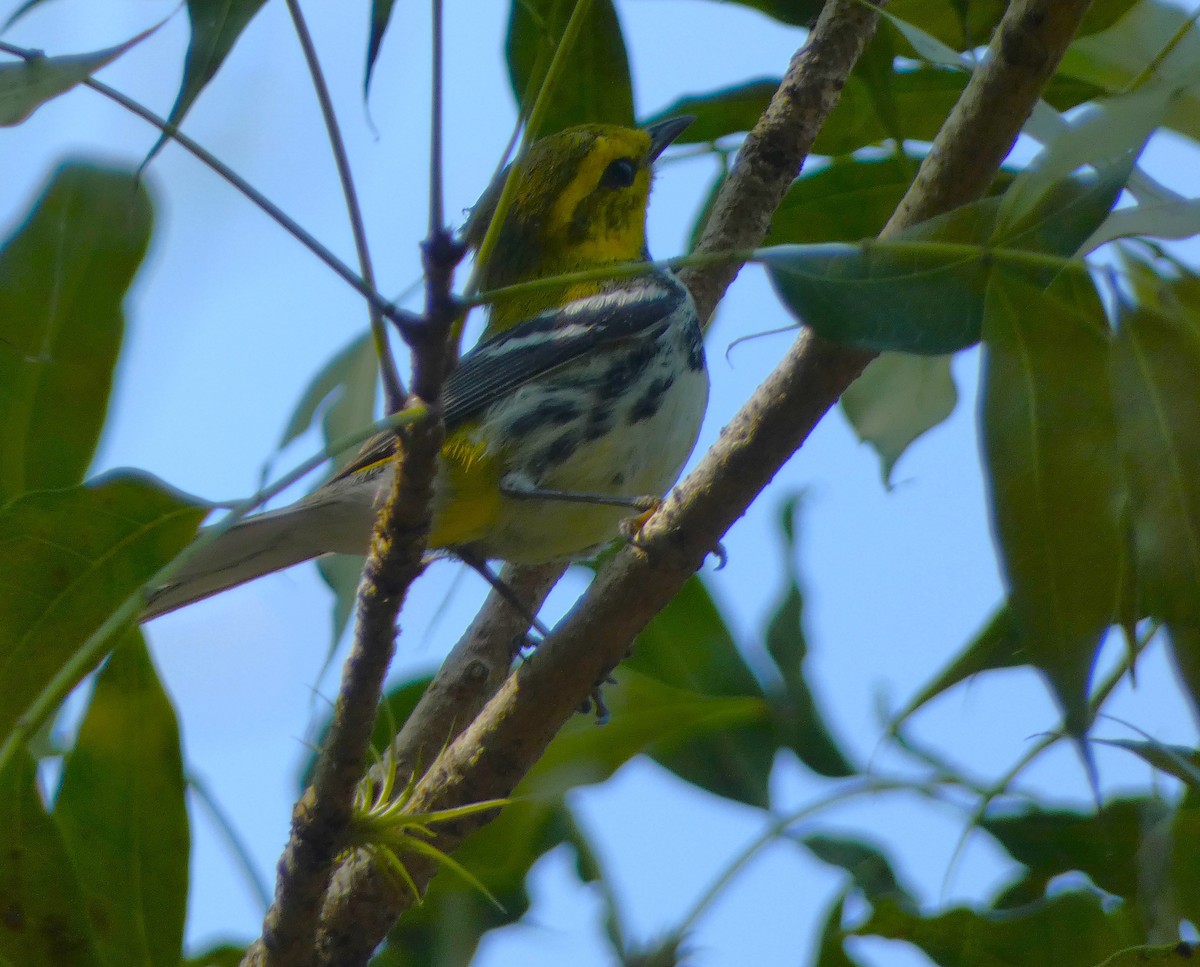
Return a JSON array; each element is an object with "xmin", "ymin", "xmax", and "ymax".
[{"xmin": 144, "ymin": 117, "xmax": 708, "ymax": 619}]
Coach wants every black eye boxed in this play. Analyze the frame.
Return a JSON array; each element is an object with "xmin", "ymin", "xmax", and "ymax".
[{"xmin": 600, "ymin": 157, "xmax": 638, "ymax": 189}]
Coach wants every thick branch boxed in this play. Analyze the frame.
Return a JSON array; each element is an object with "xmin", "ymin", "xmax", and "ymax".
[
  {"xmin": 309, "ymin": 0, "xmax": 1093, "ymax": 960},
  {"xmin": 309, "ymin": 2, "xmax": 883, "ymax": 963}
]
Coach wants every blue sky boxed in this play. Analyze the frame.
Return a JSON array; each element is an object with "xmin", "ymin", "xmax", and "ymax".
[{"xmin": 5, "ymin": 1, "xmax": 1200, "ymax": 963}]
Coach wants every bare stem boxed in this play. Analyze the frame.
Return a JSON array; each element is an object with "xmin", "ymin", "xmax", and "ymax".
[
  {"xmin": 0, "ymin": 40, "xmax": 404, "ymax": 327},
  {"xmin": 282, "ymin": 0, "xmax": 405, "ymax": 410}
]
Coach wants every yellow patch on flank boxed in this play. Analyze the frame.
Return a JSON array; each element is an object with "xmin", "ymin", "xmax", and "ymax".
[{"xmin": 429, "ymin": 429, "xmax": 503, "ymax": 549}]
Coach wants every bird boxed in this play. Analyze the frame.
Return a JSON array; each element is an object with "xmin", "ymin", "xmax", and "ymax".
[{"xmin": 143, "ymin": 117, "xmax": 708, "ymax": 620}]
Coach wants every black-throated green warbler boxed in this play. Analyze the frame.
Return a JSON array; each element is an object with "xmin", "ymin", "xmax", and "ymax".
[{"xmin": 144, "ymin": 118, "xmax": 708, "ymax": 618}]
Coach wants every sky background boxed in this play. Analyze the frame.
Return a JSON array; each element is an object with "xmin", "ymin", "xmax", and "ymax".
[{"xmin": 5, "ymin": 1, "xmax": 1200, "ymax": 963}]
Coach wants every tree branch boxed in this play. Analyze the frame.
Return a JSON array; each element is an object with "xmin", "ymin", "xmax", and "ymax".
[
  {"xmin": 244, "ymin": 228, "xmax": 462, "ymax": 967},
  {"xmin": 307, "ymin": 0, "xmax": 1094, "ymax": 961},
  {"xmin": 307, "ymin": 2, "xmax": 886, "ymax": 963}
]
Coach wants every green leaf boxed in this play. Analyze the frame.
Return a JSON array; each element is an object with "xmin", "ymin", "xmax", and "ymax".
[
  {"xmin": 181, "ymin": 945, "xmax": 246, "ymax": 967},
  {"xmin": 1083, "ymin": 197, "xmax": 1200, "ymax": 252},
  {"xmin": 643, "ymin": 79, "xmax": 777, "ymax": 144},
  {"xmin": 0, "ymin": 473, "xmax": 205, "ymax": 761},
  {"xmin": 0, "ymin": 163, "xmax": 153, "ymax": 504},
  {"xmin": 54, "ymin": 632, "xmax": 188, "ymax": 967},
  {"xmin": 147, "ymin": 0, "xmax": 270, "ymax": 162},
  {"xmin": 1059, "ymin": 1, "xmax": 1200, "ymax": 143},
  {"xmin": 316, "ymin": 554, "xmax": 365, "ymax": 660},
  {"xmin": 0, "ymin": 750, "xmax": 102, "ymax": 967},
  {"xmin": 997, "ymin": 85, "xmax": 1172, "ymax": 238},
  {"xmin": 763, "ymin": 164, "xmax": 1124, "ymax": 355},
  {"xmin": 767, "ymin": 156, "xmax": 920, "ymax": 245},
  {"xmin": 506, "ymin": 0, "xmax": 633, "ymax": 137},
  {"xmin": 983, "ymin": 797, "xmax": 1170, "ymax": 909},
  {"xmin": 1167, "ymin": 625, "xmax": 1200, "ymax": 732},
  {"xmin": 0, "ymin": 27, "xmax": 158, "ymax": 126},
  {"xmin": 799, "ymin": 834, "xmax": 914, "ymax": 907},
  {"xmin": 1110, "ymin": 282, "xmax": 1200, "ymax": 628},
  {"xmin": 816, "ymin": 64, "xmax": 964, "ymax": 155},
  {"xmin": 365, "ymin": 0, "xmax": 398, "ymax": 93},
  {"xmin": 887, "ymin": 0, "xmax": 1006, "ymax": 56},
  {"xmin": 815, "ymin": 892, "xmax": 868, "ymax": 967},
  {"xmin": 1170, "ymin": 796, "xmax": 1200, "ymax": 926},
  {"xmin": 764, "ymin": 497, "xmax": 856, "ymax": 778},
  {"xmin": 760, "ymin": 236, "xmax": 995, "ymax": 355},
  {"xmin": 626, "ymin": 576, "xmax": 776, "ymax": 807},
  {"xmin": 981, "ymin": 271, "xmax": 1126, "ymax": 732},
  {"xmin": 841, "ymin": 353, "xmax": 957, "ymax": 486},
  {"xmin": 894, "ymin": 604, "xmax": 1027, "ymax": 722},
  {"xmin": 1096, "ymin": 738, "xmax": 1200, "ymax": 792},
  {"xmin": 278, "ymin": 332, "xmax": 378, "ymax": 463},
  {"xmin": 1094, "ymin": 943, "xmax": 1199, "ymax": 967},
  {"xmin": 855, "ymin": 891, "xmax": 1134, "ymax": 967}
]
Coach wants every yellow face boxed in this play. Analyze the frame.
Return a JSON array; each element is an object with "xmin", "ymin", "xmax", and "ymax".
[{"xmin": 475, "ymin": 124, "xmax": 662, "ymax": 330}]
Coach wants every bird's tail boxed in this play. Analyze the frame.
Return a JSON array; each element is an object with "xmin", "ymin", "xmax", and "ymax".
[{"xmin": 141, "ymin": 494, "xmax": 376, "ymax": 620}]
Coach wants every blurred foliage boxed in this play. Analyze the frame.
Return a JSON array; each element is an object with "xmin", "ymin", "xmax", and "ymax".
[{"xmin": 1, "ymin": 0, "xmax": 1199, "ymax": 965}]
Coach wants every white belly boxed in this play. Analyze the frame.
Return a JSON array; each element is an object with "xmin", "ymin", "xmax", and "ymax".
[{"xmin": 472, "ymin": 309, "xmax": 709, "ymax": 563}]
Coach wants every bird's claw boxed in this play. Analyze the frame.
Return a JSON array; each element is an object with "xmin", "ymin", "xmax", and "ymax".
[{"xmin": 620, "ymin": 496, "xmax": 663, "ymax": 549}]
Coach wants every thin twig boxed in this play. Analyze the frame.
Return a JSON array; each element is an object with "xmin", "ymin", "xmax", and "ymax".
[
  {"xmin": 248, "ymin": 222, "xmax": 459, "ymax": 964},
  {"xmin": 429, "ymin": 0, "xmax": 445, "ymax": 236},
  {"xmin": 282, "ymin": 0, "xmax": 406, "ymax": 410},
  {"xmin": 464, "ymin": 0, "xmax": 594, "ymax": 301},
  {"xmin": 0, "ymin": 40, "xmax": 406, "ymax": 327}
]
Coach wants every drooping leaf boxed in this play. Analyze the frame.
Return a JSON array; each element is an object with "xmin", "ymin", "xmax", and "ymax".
[
  {"xmin": 894, "ymin": 604, "xmax": 1027, "ymax": 722},
  {"xmin": 0, "ymin": 27, "xmax": 159, "ymax": 126},
  {"xmin": 996, "ymin": 85, "xmax": 1172, "ymax": 238},
  {"xmin": 1083, "ymin": 197, "xmax": 1200, "ymax": 252},
  {"xmin": 1059, "ymin": 1, "xmax": 1200, "ymax": 143},
  {"xmin": 1110, "ymin": 281, "xmax": 1200, "ymax": 629},
  {"xmin": 316, "ymin": 554, "xmax": 365, "ymax": 659},
  {"xmin": 643, "ymin": 79, "xmax": 777, "ymax": 145},
  {"xmin": 767, "ymin": 156, "xmax": 920, "ymax": 246},
  {"xmin": 1096, "ymin": 738, "xmax": 1200, "ymax": 792},
  {"xmin": 855, "ymin": 891, "xmax": 1133, "ymax": 967},
  {"xmin": 365, "ymin": 0, "xmax": 399, "ymax": 94},
  {"xmin": 1167, "ymin": 625, "xmax": 1200, "ymax": 733},
  {"xmin": 0, "ymin": 473, "xmax": 205, "ymax": 763},
  {"xmin": 983, "ymin": 797, "xmax": 1170, "ymax": 909},
  {"xmin": 760, "ymin": 235, "xmax": 996, "ymax": 355},
  {"xmin": 276, "ymin": 332, "xmax": 378, "ymax": 653},
  {"xmin": 1170, "ymin": 795, "xmax": 1200, "ymax": 926},
  {"xmin": 0, "ymin": 750, "xmax": 102, "ymax": 967},
  {"xmin": 764, "ymin": 497, "xmax": 856, "ymax": 778},
  {"xmin": 841, "ymin": 352, "xmax": 957, "ymax": 486},
  {"xmin": 506, "ymin": 0, "xmax": 633, "ymax": 137},
  {"xmin": 981, "ymin": 270, "xmax": 1126, "ymax": 732},
  {"xmin": 54, "ymin": 631, "xmax": 188, "ymax": 967},
  {"xmin": 278, "ymin": 332, "xmax": 378, "ymax": 463},
  {"xmin": 626, "ymin": 576, "xmax": 776, "ymax": 807},
  {"xmin": 886, "ymin": 0, "xmax": 1006, "ymax": 56},
  {"xmin": 763, "ymin": 163, "xmax": 1124, "ymax": 355},
  {"xmin": 147, "ymin": 0, "xmax": 270, "ymax": 162},
  {"xmin": 815, "ymin": 892, "xmax": 868, "ymax": 967},
  {"xmin": 816, "ymin": 63, "xmax": 964, "ymax": 156},
  {"xmin": 799, "ymin": 834, "xmax": 915, "ymax": 907},
  {"xmin": 181, "ymin": 945, "xmax": 246, "ymax": 967},
  {"xmin": 0, "ymin": 163, "xmax": 153, "ymax": 504}
]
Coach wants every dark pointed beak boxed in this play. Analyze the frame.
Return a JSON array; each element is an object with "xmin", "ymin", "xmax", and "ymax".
[{"xmin": 644, "ymin": 115, "xmax": 695, "ymax": 163}]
